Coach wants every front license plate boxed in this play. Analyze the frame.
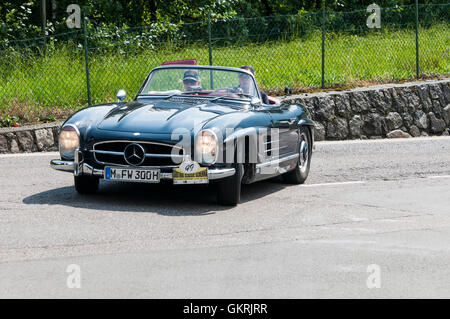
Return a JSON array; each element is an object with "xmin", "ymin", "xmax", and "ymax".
[
  {"xmin": 173, "ymin": 167, "xmax": 209, "ymax": 184},
  {"xmin": 104, "ymin": 167, "xmax": 160, "ymax": 183}
]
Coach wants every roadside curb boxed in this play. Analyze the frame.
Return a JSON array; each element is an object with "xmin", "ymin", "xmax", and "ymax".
[{"xmin": 0, "ymin": 121, "xmax": 63, "ymax": 154}]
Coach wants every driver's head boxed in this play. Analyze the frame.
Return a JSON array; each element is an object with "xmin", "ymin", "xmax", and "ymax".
[
  {"xmin": 239, "ymin": 65, "xmax": 255, "ymax": 93},
  {"xmin": 183, "ymin": 70, "xmax": 200, "ymax": 91},
  {"xmin": 240, "ymin": 65, "xmax": 255, "ymax": 76}
]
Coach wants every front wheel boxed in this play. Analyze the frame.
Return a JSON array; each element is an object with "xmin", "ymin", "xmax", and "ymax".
[
  {"xmin": 282, "ymin": 127, "xmax": 312, "ymax": 184},
  {"xmin": 217, "ymin": 163, "xmax": 243, "ymax": 206},
  {"xmin": 74, "ymin": 175, "xmax": 99, "ymax": 194}
]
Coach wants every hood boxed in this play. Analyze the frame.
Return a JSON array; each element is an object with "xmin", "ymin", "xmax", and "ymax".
[{"xmin": 97, "ymin": 99, "xmax": 241, "ymax": 133}]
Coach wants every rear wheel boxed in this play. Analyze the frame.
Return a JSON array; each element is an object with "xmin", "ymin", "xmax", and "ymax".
[
  {"xmin": 282, "ymin": 127, "xmax": 312, "ymax": 184},
  {"xmin": 74, "ymin": 175, "xmax": 99, "ymax": 194},
  {"xmin": 217, "ymin": 163, "xmax": 243, "ymax": 206}
]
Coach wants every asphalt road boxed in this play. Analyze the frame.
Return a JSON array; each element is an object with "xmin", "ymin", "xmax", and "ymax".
[{"xmin": 0, "ymin": 136, "xmax": 449, "ymax": 298}]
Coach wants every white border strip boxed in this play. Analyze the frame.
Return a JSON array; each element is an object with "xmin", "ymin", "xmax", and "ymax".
[
  {"xmin": 0, "ymin": 152, "xmax": 59, "ymax": 158},
  {"xmin": 317, "ymin": 136, "xmax": 450, "ymax": 145},
  {"xmin": 301, "ymin": 181, "xmax": 365, "ymax": 187},
  {"xmin": 426, "ymin": 175, "xmax": 450, "ymax": 179}
]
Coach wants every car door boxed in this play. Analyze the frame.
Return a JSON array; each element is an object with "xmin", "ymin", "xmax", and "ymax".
[{"xmin": 264, "ymin": 103, "xmax": 300, "ymax": 160}]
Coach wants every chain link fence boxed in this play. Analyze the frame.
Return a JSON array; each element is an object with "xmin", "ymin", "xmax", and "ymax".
[{"xmin": 0, "ymin": 2, "xmax": 448, "ymax": 125}]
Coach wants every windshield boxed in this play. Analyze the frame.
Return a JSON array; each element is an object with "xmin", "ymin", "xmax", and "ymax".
[{"xmin": 140, "ymin": 67, "xmax": 259, "ymax": 100}]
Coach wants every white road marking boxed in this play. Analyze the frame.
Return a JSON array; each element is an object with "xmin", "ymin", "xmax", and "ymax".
[
  {"xmin": 301, "ymin": 181, "xmax": 365, "ymax": 187},
  {"xmin": 317, "ymin": 136, "xmax": 450, "ymax": 145},
  {"xmin": 301, "ymin": 175, "xmax": 450, "ymax": 187},
  {"xmin": 0, "ymin": 152, "xmax": 59, "ymax": 158},
  {"xmin": 426, "ymin": 175, "xmax": 450, "ymax": 179}
]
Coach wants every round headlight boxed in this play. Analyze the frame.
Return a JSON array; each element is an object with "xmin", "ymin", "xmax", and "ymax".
[
  {"xmin": 59, "ymin": 125, "xmax": 79, "ymax": 160},
  {"xmin": 195, "ymin": 130, "xmax": 218, "ymax": 164}
]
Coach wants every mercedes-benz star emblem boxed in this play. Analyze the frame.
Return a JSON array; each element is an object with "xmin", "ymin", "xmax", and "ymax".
[{"xmin": 124, "ymin": 143, "xmax": 145, "ymax": 166}]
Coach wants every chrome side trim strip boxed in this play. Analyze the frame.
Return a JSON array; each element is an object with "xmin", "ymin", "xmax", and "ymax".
[
  {"xmin": 255, "ymin": 153, "xmax": 299, "ymax": 168},
  {"xmin": 264, "ymin": 145, "xmax": 288, "ymax": 153},
  {"xmin": 264, "ymin": 139, "xmax": 279, "ymax": 144}
]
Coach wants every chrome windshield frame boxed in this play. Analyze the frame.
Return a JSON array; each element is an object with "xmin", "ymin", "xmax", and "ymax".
[{"xmin": 136, "ymin": 65, "xmax": 262, "ymax": 101}]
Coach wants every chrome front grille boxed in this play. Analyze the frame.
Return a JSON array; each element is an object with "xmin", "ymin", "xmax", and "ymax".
[{"xmin": 91, "ymin": 140, "xmax": 185, "ymax": 167}]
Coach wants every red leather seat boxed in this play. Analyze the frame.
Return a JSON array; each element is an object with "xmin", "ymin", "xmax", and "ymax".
[{"xmin": 267, "ymin": 96, "xmax": 280, "ymax": 105}]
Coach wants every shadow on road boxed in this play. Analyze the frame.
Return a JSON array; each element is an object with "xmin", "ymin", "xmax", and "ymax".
[{"xmin": 22, "ymin": 177, "xmax": 290, "ymax": 216}]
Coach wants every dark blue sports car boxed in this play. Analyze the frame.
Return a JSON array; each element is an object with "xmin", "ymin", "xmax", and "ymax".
[{"xmin": 51, "ymin": 65, "xmax": 314, "ymax": 205}]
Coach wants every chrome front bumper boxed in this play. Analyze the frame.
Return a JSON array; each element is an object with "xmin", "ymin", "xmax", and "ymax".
[{"xmin": 50, "ymin": 159, "xmax": 235, "ymax": 180}]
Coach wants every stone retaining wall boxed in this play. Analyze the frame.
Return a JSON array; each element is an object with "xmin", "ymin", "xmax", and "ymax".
[
  {"xmin": 281, "ymin": 78, "xmax": 450, "ymax": 141},
  {"xmin": 0, "ymin": 78, "xmax": 449, "ymax": 153},
  {"xmin": 0, "ymin": 122, "xmax": 63, "ymax": 153}
]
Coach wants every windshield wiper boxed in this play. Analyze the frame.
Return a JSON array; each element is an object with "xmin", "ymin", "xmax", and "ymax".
[
  {"xmin": 164, "ymin": 91, "xmax": 207, "ymax": 100},
  {"xmin": 210, "ymin": 93, "xmax": 253, "ymax": 102},
  {"xmin": 164, "ymin": 92, "xmax": 182, "ymax": 99}
]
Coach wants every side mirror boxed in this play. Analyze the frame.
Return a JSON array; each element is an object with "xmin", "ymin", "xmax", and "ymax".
[
  {"xmin": 250, "ymin": 97, "xmax": 262, "ymax": 107},
  {"xmin": 117, "ymin": 89, "xmax": 126, "ymax": 102}
]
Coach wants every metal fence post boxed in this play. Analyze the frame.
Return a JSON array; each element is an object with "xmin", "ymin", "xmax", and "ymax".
[
  {"xmin": 415, "ymin": 0, "xmax": 419, "ymax": 78},
  {"xmin": 321, "ymin": 1, "xmax": 326, "ymax": 88},
  {"xmin": 83, "ymin": 14, "xmax": 92, "ymax": 106},
  {"xmin": 208, "ymin": 11, "xmax": 213, "ymax": 66},
  {"xmin": 41, "ymin": 0, "xmax": 47, "ymax": 52}
]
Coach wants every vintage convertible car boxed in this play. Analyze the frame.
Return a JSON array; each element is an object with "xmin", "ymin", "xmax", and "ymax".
[{"xmin": 51, "ymin": 65, "xmax": 314, "ymax": 205}]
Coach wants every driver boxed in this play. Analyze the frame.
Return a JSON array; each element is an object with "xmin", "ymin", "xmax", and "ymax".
[
  {"xmin": 239, "ymin": 65, "xmax": 269, "ymax": 104},
  {"xmin": 237, "ymin": 72, "xmax": 254, "ymax": 96},
  {"xmin": 183, "ymin": 70, "xmax": 201, "ymax": 92}
]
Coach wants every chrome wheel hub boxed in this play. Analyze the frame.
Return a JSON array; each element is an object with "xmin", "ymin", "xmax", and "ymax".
[{"xmin": 299, "ymin": 134, "xmax": 309, "ymax": 172}]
